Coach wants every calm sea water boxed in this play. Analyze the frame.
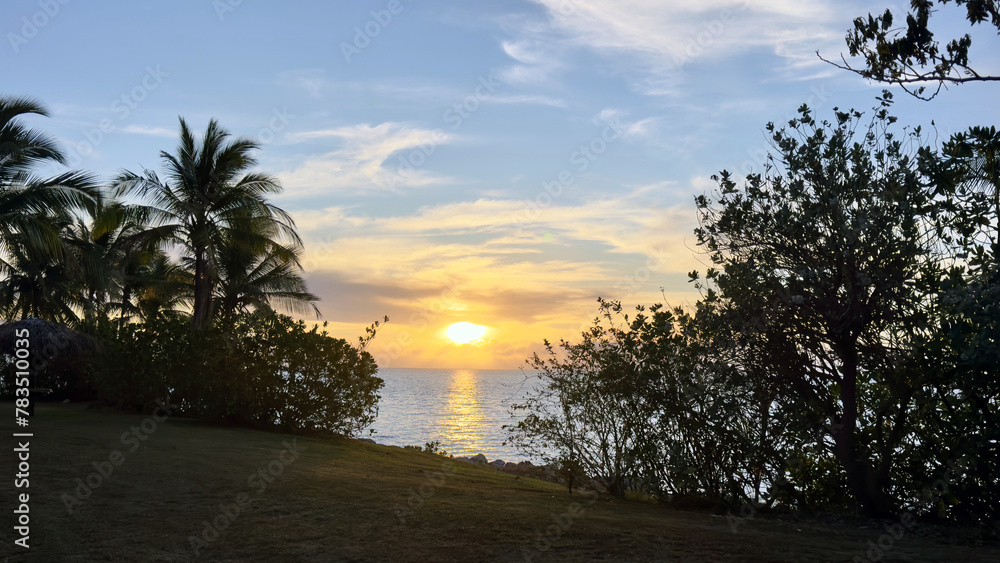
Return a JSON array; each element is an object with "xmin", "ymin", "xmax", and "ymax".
[{"xmin": 368, "ymin": 368, "xmax": 541, "ymax": 462}]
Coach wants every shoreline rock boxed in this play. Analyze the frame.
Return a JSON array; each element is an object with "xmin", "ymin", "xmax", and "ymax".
[
  {"xmin": 358, "ymin": 440, "xmax": 602, "ymax": 491},
  {"xmin": 452, "ymin": 453, "xmax": 605, "ymax": 491}
]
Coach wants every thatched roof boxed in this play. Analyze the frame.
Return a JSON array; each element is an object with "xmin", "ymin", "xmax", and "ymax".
[{"xmin": 0, "ymin": 318, "xmax": 101, "ymax": 362}]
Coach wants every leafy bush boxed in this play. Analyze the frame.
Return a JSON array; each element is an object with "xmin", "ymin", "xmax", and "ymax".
[
  {"xmin": 85, "ymin": 315, "xmax": 196, "ymax": 411},
  {"xmin": 404, "ymin": 441, "xmax": 448, "ymax": 456},
  {"xmin": 85, "ymin": 311, "xmax": 383, "ymax": 436},
  {"xmin": 1, "ymin": 353, "xmax": 96, "ymax": 402},
  {"xmin": 507, "ymin": 102, "xmax": 1000, "ymax": 523},
  {"xmin": 506, "ymin": 299, "xmax": 786, "ymax": 505}
]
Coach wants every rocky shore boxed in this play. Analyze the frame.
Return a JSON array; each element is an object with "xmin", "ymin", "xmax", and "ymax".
[
  {"xmin": 451, "ymin": 453, "xmax": 609, "ymax": 490},
  {"xmin": 355, "ymin": 438, "xmax": 606, "ymax": 492}
]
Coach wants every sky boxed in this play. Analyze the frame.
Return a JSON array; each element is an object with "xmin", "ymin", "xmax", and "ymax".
[{"xmin": 3, "ymin": 0, "xmax": 998, "ymax": 369}]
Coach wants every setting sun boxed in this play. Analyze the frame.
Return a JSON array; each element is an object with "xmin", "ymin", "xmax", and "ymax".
[{"xmin": 446, "ymin": 322, "xmax": 487, "ymax": 344}]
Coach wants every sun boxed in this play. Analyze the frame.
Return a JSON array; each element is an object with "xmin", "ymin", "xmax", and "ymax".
[{"xmin": 446, "ymin": 322, "xmax": 487, "ymax": 344}]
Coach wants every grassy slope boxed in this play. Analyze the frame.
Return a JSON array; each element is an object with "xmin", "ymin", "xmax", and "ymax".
[{"xmin": 0, "ymin": 403, "xmax": 995, "ymax": 562}]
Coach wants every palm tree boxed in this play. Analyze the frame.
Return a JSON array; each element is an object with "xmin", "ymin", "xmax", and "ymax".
[
  {"xmin": 0, "ymin": 204, "xmax": 128, "ymax": 327},
  {"xmin": 112, "ymin": 117, "xmax": 304, "ymax": 329},
  {"xmin": 62, "ymin": 211, "xmax": 123, "ymax": 326},
  {"xmin": 132, "ymin": 251, "xmax": 191, "ymax": 321},
  {"xmin": 212, "ymin": 230, "xmax": 320, "ymax": 324},
  {"xmin": 0, "ymin": 227, "xmax": 81, "ymax": 323},
  {"xmin": 0, "ymin": 96, "xmax": 100, "ymax": 294},
  {"xmin": 62, "ymin": 200, "xmax": 176, "ymax": 327}
]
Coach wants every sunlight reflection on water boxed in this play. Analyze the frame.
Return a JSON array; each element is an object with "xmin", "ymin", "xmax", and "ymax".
[{"xmin": 368, "ymin": 368, "xmax": 539, "ymax": 462}]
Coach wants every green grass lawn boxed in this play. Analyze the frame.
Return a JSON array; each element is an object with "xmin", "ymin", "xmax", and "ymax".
[{"xmin": 1, "ymin": 402, "xmax": 996, "ymax": 562}]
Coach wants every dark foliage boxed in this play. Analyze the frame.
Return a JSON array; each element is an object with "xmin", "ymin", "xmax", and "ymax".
[
  {"xmin": 85, "ymin": 311, "xmax": 383, "ymax": 436},
  {"xmin": 822, "ymin": 0, "xmax": 1000, "ymax": 99}
]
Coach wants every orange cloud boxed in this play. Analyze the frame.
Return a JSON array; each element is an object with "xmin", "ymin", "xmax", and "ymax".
[{"xmin": 290, "ymin": 187, "xmax": 707, "ymax": 368}]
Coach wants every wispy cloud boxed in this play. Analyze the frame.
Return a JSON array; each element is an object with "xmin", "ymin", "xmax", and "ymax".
[
  {"xmin": 597, "ymin": 109, "xmax": 658, "ymax": 139},
  {"xmin": 277, "ymin": 69, "xmax": 469, "ymax": 104},
  {"xmin": 490, "ymin": 94, "xmax": 567, "ymax": 107},
  {"xmin": 120, "ymin": 125, "xmax": 175, "ymax": 137},
  {"xmin": 293, "ymin": 189, "xmax": 699, "ymax": 287},
  {"xmin": 498, "ymin": 37, "xmax": 567, "ymax": 86},
  {"xmin": 505, "ymin": 0, "xmax": 844, "ymax": 94},
  {"xmin": 277, "ymin": 68, "xmax": 329, "ymax": 97},
  {"xmin": 291, "ymin": 189, "xmax": 703, "ymax": 367},
  {"xmin": 278, "ymin": 122, "xmax": 455, "ymax": 195}
]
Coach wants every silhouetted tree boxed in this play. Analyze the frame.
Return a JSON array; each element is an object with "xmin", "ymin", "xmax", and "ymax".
[
  {"xmin": 1, "ymin": 96, "xmax": 99, "ymax": 319},
  {"xmin": 694, "ymin": 98, "xmax": 946, "ymax": 516},
  {"xmin": 821, "ymin": 0, "xmax": 1000, "ymax": 99},
  {"xmin": 113, "ymin": 118, "xmax": 302, "ymax": 330}
]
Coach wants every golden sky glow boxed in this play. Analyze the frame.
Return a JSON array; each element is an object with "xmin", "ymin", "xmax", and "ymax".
[
  {"xmin": 295, "ymin": 190, "xmax": 705, "ymax": 370},
  {"xmin": 447, "ymin": 322, "xmax": 488, "ymax": 344},
  {"xmin": 17, "ymin": 1, "xmax": 993, "ymax": 370},
  {"xmin": 14, "ymin": 1, "xmax": 994, "ymax": 370}
]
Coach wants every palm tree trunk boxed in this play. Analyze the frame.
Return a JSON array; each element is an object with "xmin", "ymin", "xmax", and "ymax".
[{"xmin": 192, "ymin": 250, "xmax": 213, "ymax": 329}]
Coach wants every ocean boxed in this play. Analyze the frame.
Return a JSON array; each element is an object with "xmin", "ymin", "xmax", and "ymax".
[{"xmin": 367, "ymin": 368, "xmax": 542, "ymax": 463}]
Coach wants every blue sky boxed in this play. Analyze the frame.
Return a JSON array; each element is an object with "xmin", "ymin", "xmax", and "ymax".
[{"xmin": 4, "ymin": 0, "xmax": 998, "ymax": 368}]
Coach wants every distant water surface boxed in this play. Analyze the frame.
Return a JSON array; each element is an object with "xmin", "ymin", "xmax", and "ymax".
[{"xmin": 368, "ymin": 368, "xmax": 540, "ymax": 462}]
